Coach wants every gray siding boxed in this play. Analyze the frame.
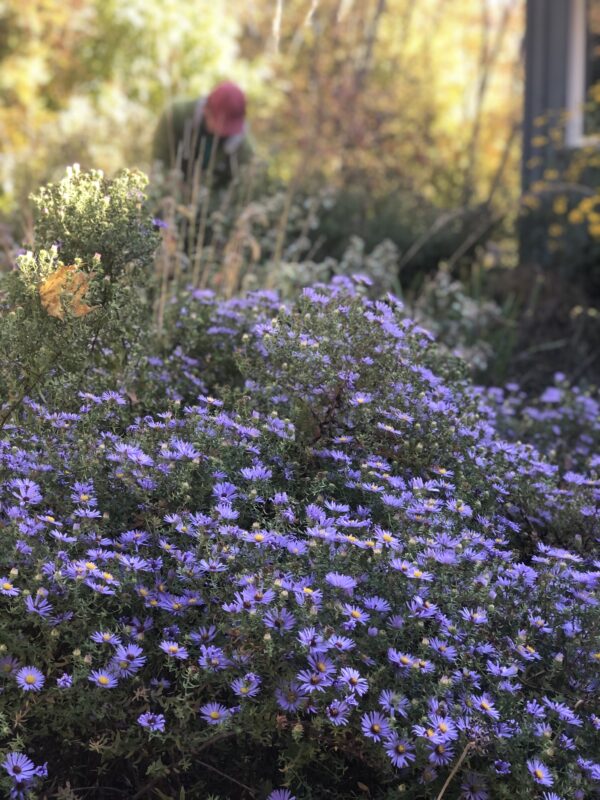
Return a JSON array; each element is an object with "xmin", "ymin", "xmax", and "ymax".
[{"xmin": 522, "ymin": 0, "xmax": 572, "ymax": 189}]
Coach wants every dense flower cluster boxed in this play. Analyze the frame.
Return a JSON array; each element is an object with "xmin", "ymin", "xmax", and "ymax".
[{"xmin": 0, "ymin": 279, "xmax": 598, "ymax": 798}]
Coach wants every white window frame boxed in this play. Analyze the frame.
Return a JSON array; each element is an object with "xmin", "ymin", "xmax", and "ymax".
[{"xmin": 566, "ymin": 0, "xmax": 600, "ymax": 147}]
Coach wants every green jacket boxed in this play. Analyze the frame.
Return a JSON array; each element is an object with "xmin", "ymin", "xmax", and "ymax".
[{"xmin": 152, "ymin": 98, "xmax": 253, "ymax": 190}]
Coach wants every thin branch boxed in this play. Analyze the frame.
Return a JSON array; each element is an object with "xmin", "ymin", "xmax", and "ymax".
[
  {"xmin": 354, "ymin": 0, "xmax": 387, "ymax": 93},
  {"xmin": 446, "ymin": 209, "xmax": 504, "ymax": 271},
  {"xmin": 463, "ymin": 0, "xmax": 516, "ymax": 204},
  {"xmin": 272, "ymin": 0, "xmax": 284, "ymax": 53},
  {"xmin": 397, "ymin": 207, "xmax": 469, "ymax": 272},
  {"xmin": 436, "ymin": 741, "xmax": 476, "ymax": 800},
  {"xmin": 195, "ymin": 759, "xmax": 257, "ymax": 797}
]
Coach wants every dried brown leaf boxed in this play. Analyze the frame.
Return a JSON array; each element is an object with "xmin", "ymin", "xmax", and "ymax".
[{"xmin": 39, "ymin": 264, "xmax": 96, "ymax": 319}]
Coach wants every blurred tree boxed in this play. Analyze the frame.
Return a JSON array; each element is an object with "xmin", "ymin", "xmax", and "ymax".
[
  {"xmin": 238, "ymin": 0, "xmax": 523, "ymax": 209},
  {"xmin": 0, "ymin": 0, "xmax": 258, "ymax": 218},
  {"xmin": 0, "ymin": 0, "xmax": 523, "ymax": 242}
]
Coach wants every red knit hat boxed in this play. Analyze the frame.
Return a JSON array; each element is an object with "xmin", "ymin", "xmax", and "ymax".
[{"xmin": 205, "ymin": 81, "xmax": 246, "ymax": 137}]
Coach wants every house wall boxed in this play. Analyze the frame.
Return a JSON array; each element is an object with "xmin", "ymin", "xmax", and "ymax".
[{"xmin": 522, "ymin": 0, "xmax": 572, "ymax": 189}]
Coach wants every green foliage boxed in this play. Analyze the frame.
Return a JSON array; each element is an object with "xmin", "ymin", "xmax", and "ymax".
[
  {"xmin": 31, "ymin": 164, "xmax": 158, "ymax": 278},
  {"xmin": 0, "ymin": 166, "xmax": 159, "ymax": 428}
]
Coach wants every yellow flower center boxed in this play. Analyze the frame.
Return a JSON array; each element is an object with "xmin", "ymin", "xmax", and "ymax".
[{"xmin": 98, "ymin": 675, "xmax": 110, "ymax": 686}]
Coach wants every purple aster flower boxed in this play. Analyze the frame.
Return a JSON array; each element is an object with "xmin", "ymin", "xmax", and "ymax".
[
  {"xmin": 264, "ymin": 608, "xmax": 296, "ymax": 633},
  {"xmin": 0, "ymin": 656, "xmax": 20, "ymax": 677},
  {"xmin": 2, "ymin": 753, "xmax": 37, "ymax": 783},
  {"xmin": 429, "ymin": 638, "xmax": 457, "ymax": 661},
  {"xmin": 199, "ymin": 702, "xmax": 230, "ymax": 725},
  {"xmin": 543, "ymin": 697, "xmax": 583, "ymax": 727},
  {"xmin": 56, "ymin": 673, "xmax": 72, "ymax": 688},
  {"xmin": 91, "ymin": 631, "xmax": 122, "ymax": 646},
  {"xmin": 428, "ymin": 714, "xmax": 459, "ymax": 742},
  {"xmin": 275, "ymin": 681, "xmax": 307, "ymax": 712},
  {"xmin": 428, "ymin": 741, "xmax": 455, "ymax": 766},
  {"xmin": 267, "ymin": 790, "xmax": 296, "ymax": 800},
  {"xmin": 350, "ymin": 392, "xmax": 373, "ymax": 406},
  {"xmin": 526, "ymin": 699, "xmax": 546, "ymax": 719},
  {"xmin": 10, "ymin": 478, "xmax": 42, "ymax": 505},
  {"xmin": 15, "ymin": 666, "xmax": 45, "ymax": 692},
  {"xmin": 297, "ymin": 627, "xmax": 326, "ymax": 652},
  {"xmin": 472, "ymin": 694, "xmax": 500, "ymax": 719},
  {"xmin": 215, "ymin": 502, "xmax": 239, "ymax": 520},
  {"xmin": 527, "ymin": 759, "xmax": 553, "ymax": 787},
  {"xmin": 326, "ymin": 699, "xmax": 351, "ymax": 726},
  {"xmin": 361, "ymin": 711, "xmax": 391, "ymax": 742},
  {"xmin": 240, "ymin": 464, "xmax": 272, "ymax": 480},
  {"xmin": 198, "ymin": 645, "xmax": 228, "ymax": 671},
  {"xmin": 384, "ymin": 736, "xmax": 415, "ymax": 768},
  {"xmin": 24, "ymin": 594, "xmax": 53, "ymax": 617},
  {"xmin": 111, "ymin": 643, "xmax": 146, "ymax": 676},
  {"xmin": 138, "ymin": 712, "xmax": 166, "ymax": 731},
  {"xmin": 341, "ymin": 604, "xmax": 370, "ymax": 625},
  {"xmin": 308, "ymin": 654, "xmax": 336, "ymax": 678},
  {"xmin": 379, "ymin": 690, "xmax": 409, "ymax": 718},
  {"xmin": 328, "ymin": 634, "xmax": 355, "ymax": 652},
  {"xmin": 159, "ymin": 640, "xmax": 189, "ymax": 660},
  {"xmin": 0, "ymin": 577, "xmax": 19, "ymax": 597},
  {"xmin": 231, "ymin": 673, "xmax": 261, "ymax": 698},
  {"xmin": 388, "ymin": 648, "xmax": 414, "ymax": 670},
  {"xmin": 325, "ymin": 572, "xmax": 357, "ymax": 592},
  {"xmin": 363, "ymin": 595, "xmax": 391, "ymax": 612},
  {"xmin": 296, "ymin": 668, "xmax": 332, "ymax": 694},
  {"xmin": 461, "ymin": 772, "xmax": 489, "ymax": 800},
  {"xmin": 338, "ymin": 667, "xmax": 368, "ymax": 696},
  {"xmin": 190, "ymin": 625, "xmax": 217, "ymax": 644},
  {"xmin": 89, "ymin": 669, "xmax": 118, "ymax": 688},
  {"xmin": 459, "ymin": 607, "xmax": 488, "ymax": 624}
]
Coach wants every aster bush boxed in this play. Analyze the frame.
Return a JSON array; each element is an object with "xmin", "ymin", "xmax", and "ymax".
[
  {"xmin": 0, "ymin": 165, "xmax": 159, "ymax": 430},
  {"xmin": 0, "ymin": 263, "xmax": 598, "ymax": 799}
]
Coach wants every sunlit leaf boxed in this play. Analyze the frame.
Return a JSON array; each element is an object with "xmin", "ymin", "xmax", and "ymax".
[{"xmin": 39, "ymin": 264, "xmax": 96, "ymax": 319}]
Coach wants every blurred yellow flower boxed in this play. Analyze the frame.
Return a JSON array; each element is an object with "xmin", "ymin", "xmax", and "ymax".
[
  {"xmin": 552, "ymin": 196, "xmax": 568, "ymax": 215},
  {"xmin": 568, "ymin": 208, "xmax": 585, "ymax": 224}
]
